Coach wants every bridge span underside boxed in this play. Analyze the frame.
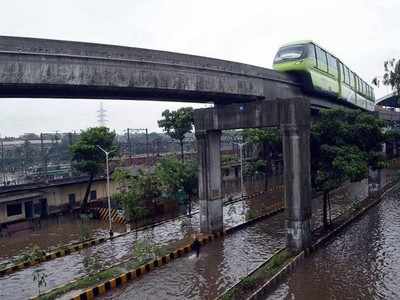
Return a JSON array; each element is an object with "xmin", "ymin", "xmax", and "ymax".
[{"xmin": 0, "ymin": 36, "xmax": 303, "ymax": 103}]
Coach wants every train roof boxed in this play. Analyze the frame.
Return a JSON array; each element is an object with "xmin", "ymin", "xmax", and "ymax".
[{"xmin": 277, "ymin": 41, "xmax": 373, "ymax": 89}]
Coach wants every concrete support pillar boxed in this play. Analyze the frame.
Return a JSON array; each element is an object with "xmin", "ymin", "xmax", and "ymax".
[
  {"xmin": 381, "ymin": 142, "xmax": 387, "ymax": 157},
  {"xmin": 196, "ymin": 130, "xmax": 223, "ymax": 233},
  {"xmin": 368, "ymin": 167, "xmax": 382, "ymax": 197},
  {"xmin": 281, "ymin": 124, "xmax": 312, "ymax": 253}
]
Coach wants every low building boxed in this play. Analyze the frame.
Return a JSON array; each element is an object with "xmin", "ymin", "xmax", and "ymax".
[{"xmin": 0, "ymin": 177, "xmax": 117, "ymax": 225}]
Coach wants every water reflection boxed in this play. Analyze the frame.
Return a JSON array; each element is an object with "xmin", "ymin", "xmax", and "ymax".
[
  {"xmin": 269, "ymin": 184, "xmax": 400, "ymax": 300},
  {"xmin": 0, "ymin": 180, "xmax": 283, "ymax": 300},
  {"xmin": 102, "ymin": 213, "xmax": 286, "ymax": 300}
]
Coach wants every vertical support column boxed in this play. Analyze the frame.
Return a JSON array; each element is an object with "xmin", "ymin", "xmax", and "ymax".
[
  {"xmin": 368, "ymin": 167, "xmax": 382, "ymax": 197},
  {"xmin": 281, "ymin": 123, "xmax": 312, "ymax": 253},
  {"xmin": 381, "ymin": 142, "xmax": 387, "ymax": 157},
  {"xmin": 196, "ymin": 130, "xmax": 223, "ymax": 234}
]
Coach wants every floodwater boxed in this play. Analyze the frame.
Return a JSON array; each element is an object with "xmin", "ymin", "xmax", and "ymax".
[
  {"xmin": 100, "ymin": 174, "xmax": 381, "ymax": 300},
  {"xmin": 0, "ymin": 180, "xmax": 283, "ymax": 300},
  {"xmin": 269, "ymin": 181, "xmax": 400, "ymax": 300},
  {"xmin": 103, "ymin": 211, "xmax": 286, "ymax": 300},
  {"xmin": 0, "ymin": 215, "xmax": 126, "ymax": 265},
  {"xmin": 2, "ymin": 170, "xmax": 395, "ymax": 300}
]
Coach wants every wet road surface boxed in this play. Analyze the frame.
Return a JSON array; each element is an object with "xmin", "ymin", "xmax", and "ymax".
[
  {"xmin": 0, "ymin": 216, "xmax": 126, "ymax": 265},
  {"xmin": 269, "ymin": 181, "xmax": 400, "ymax": 300},
  {"xmin": 0, "ymin": 185, "xmax": 282, "ymax": 300},
  {"xmin": 100, "ymin": 176, "xmax": 376, "ymax": 300},
  {"xmin": 103, "ymin": 211, "xmax": 286, "ymax": 300}
]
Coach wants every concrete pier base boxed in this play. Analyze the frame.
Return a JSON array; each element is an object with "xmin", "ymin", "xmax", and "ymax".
[
  {"xmin": 368, "ymin": 168, "xmax": 382, "ymax": 197},
  {"xmin": 193, "ymin": 97, "xmax": 312, "ymax": 251},
  {"xmin": 196, "ymin": 130, "xmax": 223, "ymax": 233},
  {"xmin": 281, "ymin": 123, "xmax": 312, "ymax": 253}
]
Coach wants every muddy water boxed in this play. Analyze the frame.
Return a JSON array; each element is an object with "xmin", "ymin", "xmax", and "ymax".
[
  {"xmin": 0, "ymin": 183, "xmax": 283, "ymax": 300},
  {"xmin": 3, "ymin": 170, "xmax": 394, "ymax": 300},
  {"xmin": 103, "ymin": 212, "xmax": 286, "ymax": 300},
  {"xmin": 269, "ymin": 182, "xmax": 400, "ymax": 300},
  {"xmin": 0, "ymin": 216, "xmax": 126, "ymax": 264},
  {"xmin": 100, "ymin": 175, "xmax": 380, "ymax": 300}
]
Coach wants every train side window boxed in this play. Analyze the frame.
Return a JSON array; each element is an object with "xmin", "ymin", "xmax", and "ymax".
[
  {"xmin": 309, "ymin": 44, "xmax": 317, "ymax": 65},
  {"xmin": 327, "ymin": 54, "xmax": 337, "ymax": 75},
  {"xmin": 350, "ymin": 72, "xmax": 355, "ymax": 88},
  {"xmin": 339, "ymin": 61, "xmax": 344, "ymax": 82},
  {"xmin": 342, "ymin": 64, "xmax": 347, "ymax": 82},
  {"xmin": 346, "ymin": 67, "xmax": 351, "ymax": 85},
  {"xmin": 316, "ymin": 47, "xmax": 328, "ymax": 72}
]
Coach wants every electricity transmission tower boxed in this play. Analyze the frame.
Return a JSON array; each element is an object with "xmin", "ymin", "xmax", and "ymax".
[{"xmin": 97, "ymin": 102, "xmax": 108, "ymax": 127}]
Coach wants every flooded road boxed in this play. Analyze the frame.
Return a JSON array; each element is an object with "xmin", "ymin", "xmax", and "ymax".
[
  {"xmin": 0, "ymin": 184, "xmax": 283, "ymax": 300},
  {"xmin": 100, "ymin": 175, "xmax": 378, "ymax": 300},
  {"xmin": 0, "ymin": 216, "xmax": 126, "ymax": 265},
  {"xmin": 103, "ymin": 211, "xmax": 286, "ymax": 300},
  {"xmin": 2, "ymin": 170, "xmax": 395, "ymax": 300},
  {"xmin": 269, "ymin": 183, "xmax": 400, "ymax": 300}
]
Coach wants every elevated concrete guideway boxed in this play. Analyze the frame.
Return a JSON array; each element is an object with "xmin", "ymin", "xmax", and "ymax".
[
  {"xmin": 0, "ymin": 36, "xmax": 322, "ymax": 252},
  {"xmin": 194, "ymin": 98, "xmax": 312, "ymax": 252},
  {"xmin": 0, "ymin": 36, "xmax": 303, "ymax": 103}
]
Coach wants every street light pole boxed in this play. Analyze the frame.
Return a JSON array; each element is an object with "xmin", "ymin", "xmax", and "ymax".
[
  {"xmin": 1, "ymin": 136, "xmax": 5, "ymax": 186},
  {"xmin": 97, "ymin": 145, "xmax": 114, "ymax": 237},
  {"xmin": 233, "ymin": 142, "xmax": 248, "ymax": 200}
]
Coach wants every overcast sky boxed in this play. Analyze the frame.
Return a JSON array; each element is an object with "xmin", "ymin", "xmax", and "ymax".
[{"xmin": 0, "ymin": 0, "xmax": 398, "ymax": 137}]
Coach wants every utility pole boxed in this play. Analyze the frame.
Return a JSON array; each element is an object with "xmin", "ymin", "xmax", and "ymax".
[
  {"xmin": 233, "ymin": 142, "xmax": 248, "ymax": 200},
  {"xmin": 96, "ymin": 145, "xmax": 115, "ymax": 238},
  {"xmin": 1, "ymin": 137, "xmax": 5, "ymax": 186},
  {"xmin": 127, "ymin": 128, "xmax": 132, "ymax": 165},
  {"xmin": 126, "ymin": 128, "xmax": 149, "ymax": 165},
  {"xmin": 40, "ymin": 133, "xmax": 45, "ymax": 179},
  {"xmin": 145, "ymin": 128, "xmax": 149, "ymax": 165}
]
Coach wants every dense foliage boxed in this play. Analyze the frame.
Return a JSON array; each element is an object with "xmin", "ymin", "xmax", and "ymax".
[
  {"xmin": 373, "ymin": 58, "xmax": 400, "ymax": 97},
  {"xmin": 158, "ymin": 107, "xmax": 194, "ymax": 160},
  {"xmin": 113, "ymin": 157, "xmax": 198, "ymax": 222},
  {"xmin": 70, "ymin": 127, "xmax": 117, "ymax": 209},
  {"xmin": 311, "ymin": 109, "xmax": 386, "ymax": 227},
  {"xmin": 242, "ymin": 128, "xmax": 281, "ymax": 188}
]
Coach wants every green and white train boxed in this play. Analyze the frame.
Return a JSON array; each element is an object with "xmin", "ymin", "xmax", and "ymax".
[{"xmin": 273, "ymin": 41, "xmax": 375, "ymax": 111}]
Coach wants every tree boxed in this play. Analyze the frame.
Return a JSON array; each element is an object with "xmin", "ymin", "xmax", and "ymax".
[
  {"xmin": 242, "ymin": 128, "xmax": 281, "ymax": 189},
  {"xmin": 113, "ymin": 169, "xmax": 161, "ymax": 228},
  {"xmin": 311, "ymin": 109, "xmax": 386, "ymax": 228},
  {"xmin": 155, "ymin": 157, "xmax": 198, "ymax": 217},
  {"xmin": 158, "ymin": 107, "xmax": 194, "ymax": 160},
  {"xmin": 70, "ymin": 127, "xmax": 117, "ymax": 210},
  {"xmin": 373, "ymin": 58, "xmax": 400, "ymax": 98}
]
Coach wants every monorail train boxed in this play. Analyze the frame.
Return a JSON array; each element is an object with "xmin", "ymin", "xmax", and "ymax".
[{"xmin": 273, "ymin": 41, "xmax": 375, "ymax": 111}]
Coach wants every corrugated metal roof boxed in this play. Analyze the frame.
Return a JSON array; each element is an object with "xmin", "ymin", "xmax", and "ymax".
[{"xmin": 0, "ymin": 192, "xmax": 43, "ymax": 204}]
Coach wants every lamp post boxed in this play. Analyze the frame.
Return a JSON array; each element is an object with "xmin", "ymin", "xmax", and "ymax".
[
  {"xmin": 96, "ymin": 145, "xmax": 114, "ymax": 237},
  {"xmin": 233, "ymin": 142, "xmax": 248, "ymax": 200}
]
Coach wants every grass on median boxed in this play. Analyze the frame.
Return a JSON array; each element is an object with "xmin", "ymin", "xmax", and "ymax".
[
  {"xmin": 36, "ymin": 236, "xmax": 193, "ymax": 300},
  {"xmin": 221, "ymin": 249, "xmax": 291, "ymax": 300}
]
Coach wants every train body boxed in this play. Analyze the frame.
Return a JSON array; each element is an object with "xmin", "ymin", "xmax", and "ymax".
[{"xmin": 273, "ymin": 41, "xmax": 375, "ymax": 111}]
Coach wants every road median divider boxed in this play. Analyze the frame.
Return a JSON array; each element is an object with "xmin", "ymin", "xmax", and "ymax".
[
  {"xmin": 0, "ymin": 236, "xmax": 109, "ymax": 277},
  {"xmin": 34, "ymin": 199, "xmax": 284, "ymax": 300},
  {"xmin": 2, "ymin": 186, "xmax": 284, "ymax": 278},
  {"xmin": 218, "ymin": 179, "xmax": 400, "ymax": 300}
]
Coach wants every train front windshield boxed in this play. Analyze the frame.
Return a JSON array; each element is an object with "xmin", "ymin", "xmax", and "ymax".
[{"xmin": 274, "ymin": 45, "xmax": 308, "ymax": 63}]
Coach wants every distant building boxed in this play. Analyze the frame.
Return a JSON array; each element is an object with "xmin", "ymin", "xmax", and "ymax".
[{"xmin": 0, "ymin": 177, "xmax": 117, "ymax": 225}]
